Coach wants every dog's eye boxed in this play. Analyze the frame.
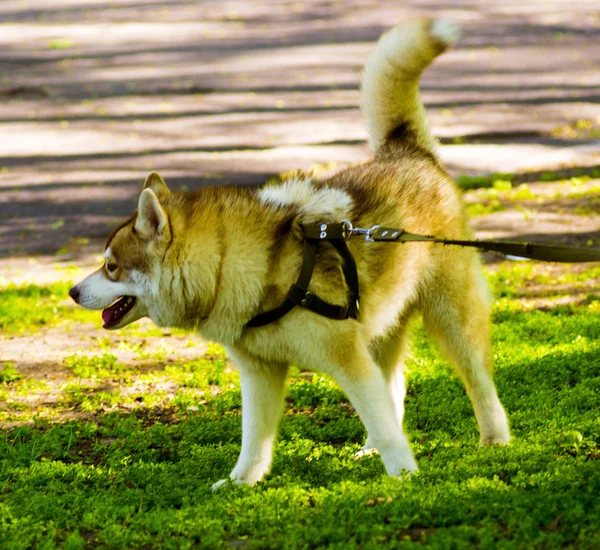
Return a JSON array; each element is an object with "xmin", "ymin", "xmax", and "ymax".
[{"xmin": 106, "ymin": 262, "xmax": 118, "ymax": 273}]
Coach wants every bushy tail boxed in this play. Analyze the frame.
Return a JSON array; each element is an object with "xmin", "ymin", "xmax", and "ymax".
[{"xmin": 361, "ymin": 17, "xmax": 460, "ymax": 155}]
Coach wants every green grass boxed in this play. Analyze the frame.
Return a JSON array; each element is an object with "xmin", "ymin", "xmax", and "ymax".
[
  {"xmin": 0, "ymin": 282, "xmax": 93, "ymax": 335},
  {"xmin": 0, "ymin": 282, "xmax": 184, "ymax": 338},
  {"xmin": 456, "ymin": 166, "xmax": 600, "ymax": 191},
  {"xmin": 0, "ymin": 363, "xmax": 22, "ymax": 384},
  {"xmin": 1, "ymin": 263, "xmax": 599, "ymax": 548},
  {"xmin": 47, "ymin": 38, "xmax": 74, "ymax": 50},
  {"xmin": 464, "ymin": 176, "xmax": 600, "ymax": 217}
]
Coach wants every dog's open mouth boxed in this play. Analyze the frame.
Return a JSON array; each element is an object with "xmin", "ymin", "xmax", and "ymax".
[{"xmin": 102, "ymin": 296, "xmax": 136, "ymax": 329}]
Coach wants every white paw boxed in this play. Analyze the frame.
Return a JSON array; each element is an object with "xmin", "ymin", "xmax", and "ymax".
[
  {"xmin": 212, "ymin": 474, "xmax": 261, "ymax": 491},
  {"xmin": 211, "ymin": 477, "xmax": 251, "ymax": 491},
  {"xmin": 354, "ymin": 447, "xmax": 380, "ymax": 460},
  {"xmin": 385, "ymin": 454, "xmax": 419, "ymax": 478},
  {"xmin": 480, "ymin": 434, "xmax": 511, "ymax": 447},
  {"xmin": 211, "ymin": 478, "xmax": 230, "ymax": 491},
  {"xmin": 431, "ymin": 18, "xmax": 462, "ymax": 47},
  {"xmin": 393, "ymin": 465, "xmax": 418, "ymax": 480}
]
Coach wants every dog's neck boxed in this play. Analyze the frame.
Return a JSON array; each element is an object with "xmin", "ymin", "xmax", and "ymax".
[{"xmin": 163, "ymin": 187, "xmax": 295, "ymax": 344}]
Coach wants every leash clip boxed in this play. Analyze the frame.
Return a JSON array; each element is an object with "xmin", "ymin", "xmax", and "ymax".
[{"xmin": 342, "ymin": 220, "xmax": 380, "ymax": 242}]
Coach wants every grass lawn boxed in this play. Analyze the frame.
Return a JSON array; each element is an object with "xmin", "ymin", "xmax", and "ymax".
[{"xmin": 1, "ymin": 260, "xmax": 599, "ymax": 549}]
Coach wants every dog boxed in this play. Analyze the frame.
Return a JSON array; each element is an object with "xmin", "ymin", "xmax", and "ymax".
[{"xmin": 70, "ymin": 17, "xmax": 510, "ymax": 489}]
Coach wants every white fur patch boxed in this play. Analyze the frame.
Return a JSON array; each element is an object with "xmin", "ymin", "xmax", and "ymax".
[
  {"xmin": 431, "ymin": 18, "xmax": 462, "ymax": 47},
  {"xmin": 299, "ymin": 187, "xmax": 352, "ymax": 217},
  {"xmin": 259, "ymin": 177, "xmax": 353, "ymax": 220},
  {"xmin": 75, "ymin": 269, "xmax": 128, "ymax": 309},
  {"xmin": 258, "ymin": 176, "xmax": 315, "ymax": 208},
  {"xmin": 129, "ymin": 269, "xmax": 153, "ymax": 296}
]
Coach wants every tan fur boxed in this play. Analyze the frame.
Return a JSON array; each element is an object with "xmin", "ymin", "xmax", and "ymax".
[{"xmin": 71, "ymin": 17, "xmax": 510, "ymax": 487}]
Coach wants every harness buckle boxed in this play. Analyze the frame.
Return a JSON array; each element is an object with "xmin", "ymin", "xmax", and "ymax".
[
  {"xmin": 342, "ymin": 220, "xmax": 380, "ymax": 242},
  {"xmin": 365, "ymin": 225, "xmax": 380, "ymax": 242}
]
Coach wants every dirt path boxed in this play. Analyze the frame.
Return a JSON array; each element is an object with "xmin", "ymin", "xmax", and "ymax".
[{"xmin": 1, "ymin": 0, "xmax": 600, "ymax": 269}]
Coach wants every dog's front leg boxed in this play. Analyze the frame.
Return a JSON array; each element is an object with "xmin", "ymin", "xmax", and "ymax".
[{"xmin": 212, "ymin": 350, "xmax": 288, "ymax": 490}]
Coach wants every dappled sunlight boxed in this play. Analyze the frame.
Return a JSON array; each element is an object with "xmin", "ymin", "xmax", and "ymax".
[
  {"xmin": 1, "ymin": 259, "xmax": 600, "ymax": 546},
  {"xmin": 442, "ymin": 141, "xmax": 600, "ymax": 173},
  {"xmin": 1, "ymin": 1, "xmax": 600, "ymax": 546},
  {"xmin": 1, "ymin": 107, "xmax": 367, "ymax": 158},
  {"xmin": 0, "ymin": 21, "xmax": 237, "ymax": 49}
]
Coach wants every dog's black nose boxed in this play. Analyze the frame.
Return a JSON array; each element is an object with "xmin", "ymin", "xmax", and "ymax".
[{"xmin": 68, "ymin": 286, "xmax": 80, "ymax": 303}]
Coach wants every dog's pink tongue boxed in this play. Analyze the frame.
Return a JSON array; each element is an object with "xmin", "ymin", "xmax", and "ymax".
[{"xmin": 102, "ymin": 308, "xmax": 113, "ymax": 324}]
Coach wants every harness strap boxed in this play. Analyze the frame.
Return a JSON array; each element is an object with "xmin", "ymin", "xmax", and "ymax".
[
  {"xmin": 246, "ymin": 237, "xmax": 359, "ymax": 328},
  {"xmin": 330, "ymin": 239, "xmax": 360, "ymax": 318}
]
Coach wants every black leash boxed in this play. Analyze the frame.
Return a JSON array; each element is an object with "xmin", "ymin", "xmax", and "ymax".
[
  {"xmin": 247, "ymin": 221, "xmax": 600, "ymax": 328},
  {"xmin": 305, "ymin": 221, "xmax": 600, "ymax": 263}
]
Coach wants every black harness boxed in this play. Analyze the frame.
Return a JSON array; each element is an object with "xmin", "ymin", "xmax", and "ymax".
[
  {"xmin": 246, "ymin": 220, "xmax": 600, "ymax": 328},
  {"xmin": 247, "ymin": 222, "xmax": 358, "ymax": 328}
]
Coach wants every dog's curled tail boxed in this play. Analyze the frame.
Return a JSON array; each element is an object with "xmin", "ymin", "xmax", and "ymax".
[{"xmin": 361, "ymin": 17, "xmax": 460, "ymax": 156}]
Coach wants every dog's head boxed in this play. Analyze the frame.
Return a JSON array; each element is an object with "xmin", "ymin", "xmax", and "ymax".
[{"xmin": 69, "ymin": 172, "xmax": 174, "ymax": 330}]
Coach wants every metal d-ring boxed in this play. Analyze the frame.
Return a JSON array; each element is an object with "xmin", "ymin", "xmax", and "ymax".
[{"xmin": 341, "ymin": 220, "xmax": 353, "ymax": 239}]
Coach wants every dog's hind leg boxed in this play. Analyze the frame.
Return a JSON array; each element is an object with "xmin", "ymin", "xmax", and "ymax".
[
  {"xmin": 212, "ymin": 350, "xmax": 289, "ymax": 489},
  {"xmin": 421, "ymin": 270, "xmax": 510, "ymax": 446},
  {"xmin": 328, "ymin": 338, "xmax": 418, "ymax": 476}
]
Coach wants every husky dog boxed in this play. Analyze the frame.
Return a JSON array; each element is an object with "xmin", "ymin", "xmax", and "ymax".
[{"xmin": 70, "ymin": 17, "xmax": 510, "ymax": 488}]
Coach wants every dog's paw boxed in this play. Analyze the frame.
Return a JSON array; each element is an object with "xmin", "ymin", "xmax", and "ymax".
[
  {"xmin": 211, "ymin": 477, "xmax": 252, "ymax": 491},
  {"xmin": 393, "ymin": 466, "xmax": 419, "ymax": 481},
  {"xmin": 354, "ymin": 446, "xmax": 380, "ymax": 461},
  {"xmin": 211, "ymin": 478, "xmax": 230, "ymax": 491},
  {"xmin": 479, "ymin": 434, "xmax": 511, "ymax": 447}
]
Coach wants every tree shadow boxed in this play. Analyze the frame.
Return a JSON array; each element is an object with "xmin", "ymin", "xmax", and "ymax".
[
  {"xmin": 3, "ymin": 1, "xmax": 600, "ymax": 261},
  {"xmin": 0, "ymin": 172, "xmax": 273, "ymax": 258}
]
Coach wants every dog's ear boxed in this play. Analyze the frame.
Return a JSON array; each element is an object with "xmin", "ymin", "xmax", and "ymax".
[
  {"xmin": 143, "ymin": 172, "xmax": 170, "ymax": 196},
  {"xmin": 135, "ymin": 188, "xmax": 171, "ymax": 242}
]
